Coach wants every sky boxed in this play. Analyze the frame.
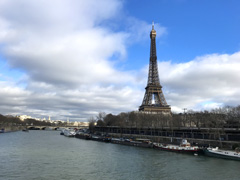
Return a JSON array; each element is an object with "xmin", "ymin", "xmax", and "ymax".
[{"xmin": 0, "ymin": 0, "xmax": 240, "ymax": 121}]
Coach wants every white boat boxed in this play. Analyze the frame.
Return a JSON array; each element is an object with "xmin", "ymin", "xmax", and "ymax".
[
  {"xmin": 63, "ymin": 129, "xmax": 76, "ymax": 137},
  {"xmin": 204, "ymin": 147, "xmax": 240, "ymax": 161}
]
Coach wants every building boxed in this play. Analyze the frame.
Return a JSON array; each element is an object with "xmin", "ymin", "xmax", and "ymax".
[{"xmin": 18, "ymin": 115, "xmax": 32, "ymax": 121}]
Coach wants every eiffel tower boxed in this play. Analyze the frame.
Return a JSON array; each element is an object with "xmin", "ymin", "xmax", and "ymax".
[{"xmin": 139, "ymin": 22, "xmax": 171, "ymax": 113}]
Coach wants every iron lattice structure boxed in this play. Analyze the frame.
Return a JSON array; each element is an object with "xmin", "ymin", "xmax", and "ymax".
[{"xmin": 139, "ymin": 23, "xmax": 171, "ymax": 113}]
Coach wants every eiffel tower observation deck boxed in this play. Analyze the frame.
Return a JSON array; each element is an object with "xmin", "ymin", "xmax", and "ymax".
[{"xmin": 139, "ymin": 22, "xmax": 171, "ymax": 113}]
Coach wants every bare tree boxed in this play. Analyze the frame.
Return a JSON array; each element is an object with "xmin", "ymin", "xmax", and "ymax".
[
  {"xmin": 96, "ymin": 112, "xmax": 106, "ymax": 126},
  {"xmin": 88, "ymin": 116, "xmax": 96, "ymax": 133}
]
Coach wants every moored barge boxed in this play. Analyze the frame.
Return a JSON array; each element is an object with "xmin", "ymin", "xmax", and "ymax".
[
  {"xmin": 153, "ymin": 139, "xmax": 201, "ymax": 154},
  {"xmin": 111, "ymin": 138, "xmax": 153, "ymax": 148}
]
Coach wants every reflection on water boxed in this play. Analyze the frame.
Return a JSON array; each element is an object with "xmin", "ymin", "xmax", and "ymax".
[{"xmin": 1, "ymin": 131, "xmax": 240, "ymax": 180}]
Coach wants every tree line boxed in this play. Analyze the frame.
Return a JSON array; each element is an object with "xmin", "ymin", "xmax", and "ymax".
[
  {"xmin": 0, "ymin": 114, "xmax": 65, "ymax": 127},
  {"xmin": 0, "ymin": 114, "xmax": 21, "ymax": 125},
  {"xmin": 89, "ymin": 105, "xmax": 240, "ymax": 130}
]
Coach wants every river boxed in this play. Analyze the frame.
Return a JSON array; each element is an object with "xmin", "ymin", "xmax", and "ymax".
[{"xmin": 0, "ymin": 130, "xmax": 240, "ymax": 180}]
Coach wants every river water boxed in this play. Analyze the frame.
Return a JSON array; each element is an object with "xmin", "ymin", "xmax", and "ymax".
[{"xmin": 0, "ymin": 130, "xmax": 240, "ymax": 180}]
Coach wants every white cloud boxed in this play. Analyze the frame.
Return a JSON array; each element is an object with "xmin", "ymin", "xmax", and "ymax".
[
  {"xmin": 0, "ymin": 0, "xmax": 144, "ymax": 120},
  {"xmin": 0, "ymin": 0, "xmax": 131, "ymax": 87},
  {"xmin": 0, "ymin": 82, "xmax": 30, "ymax": 113},
  {"xmin": 159, "ymin": 51, "xmax": 240, "ymax": 112}
]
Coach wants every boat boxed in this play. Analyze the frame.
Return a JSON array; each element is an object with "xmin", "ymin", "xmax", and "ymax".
[
  {"xmin": 22, "ymin": 129, "xmax": 29, "ymax": 132},
  {"xmin": 88, "ymin": 135, "xmax": 111, "ymax": 142},
  {"xmin": 60, "ymin": 129, "xmax": 65, "ymax": 135},
  {"xmin": 75, "ymin": 132, "xmax": 91, "ymax": 140},
  {"xmin": 63, "ymin": 129, "xmax": 76, "ymax": 137},
  {"xmin": 0, "ymin": 128, "xmax": 5, "ymax": 133},
  {"xmin": 111, "ymin": 138, "xmax": 153, "ymax": 148},
  {"xmin": 204, "ymin": 147, "xmax": 240, "ymax": 161},
  {"xmin": 153, "ymin": 139, "xmax": 200, "ymax": 154}
]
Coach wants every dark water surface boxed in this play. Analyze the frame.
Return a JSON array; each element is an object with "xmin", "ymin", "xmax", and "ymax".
[{"xmin": 1, "ymin": 131, "xmax": 240, "ymax": 180}]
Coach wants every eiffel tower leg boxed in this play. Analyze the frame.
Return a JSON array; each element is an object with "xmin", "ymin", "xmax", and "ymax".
[{"xmin": 142, "ymin": 91, "xmax": 152, "ymax": 106}]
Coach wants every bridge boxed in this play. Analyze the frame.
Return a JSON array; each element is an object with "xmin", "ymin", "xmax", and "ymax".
[{"xmin": 27, "ymin": 125, "xmax": 88, "ymax": 130}]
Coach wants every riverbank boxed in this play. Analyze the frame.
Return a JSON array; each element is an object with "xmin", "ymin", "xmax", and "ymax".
[
  {"xmin": 108, "ymin": 133, "xmax": 240, "ymax": 150},
  {"xmin": 0, "ymin": 125, "xmax": 24, "ymax": 133},
  {"xmin": 94, "ymin": 126, "xmax": 240, "ymax": 150}
]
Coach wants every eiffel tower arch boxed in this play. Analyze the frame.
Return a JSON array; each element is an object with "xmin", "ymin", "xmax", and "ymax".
[{"xmin": 139, "ymin": 23, "xmax": 171, "ymax": 113}]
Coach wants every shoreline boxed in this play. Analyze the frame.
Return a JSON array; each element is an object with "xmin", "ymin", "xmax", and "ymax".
[{"xmin": 107, "ymin": 133, "xmax": 240, "ymax": 151}]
